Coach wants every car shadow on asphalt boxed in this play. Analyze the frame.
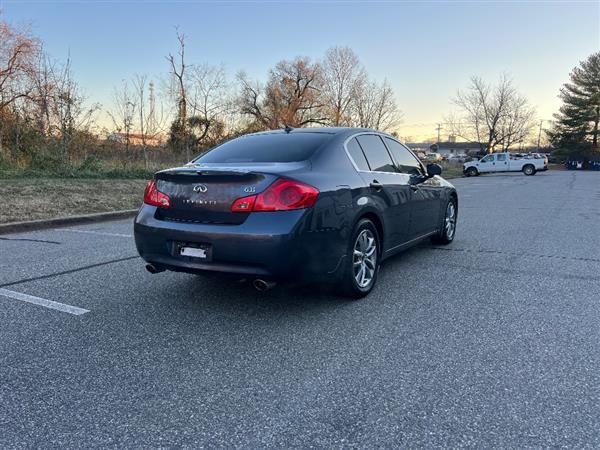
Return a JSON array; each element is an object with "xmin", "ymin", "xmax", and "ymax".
[{"xmin": 164, "ymin": 244, "xmax": 427, "ymax": 316}]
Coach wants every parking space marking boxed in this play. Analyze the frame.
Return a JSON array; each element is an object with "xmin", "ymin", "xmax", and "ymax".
[
  {"xmin": 57, "ymin": 229, "xmax": 132, "ymax": 238},
  {"xmin": 0, "ymin": 288, "xmax": 90, "ymax": 316}
]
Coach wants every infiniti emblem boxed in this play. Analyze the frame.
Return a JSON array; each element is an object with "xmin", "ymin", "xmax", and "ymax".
[{"xmin": 193, "ymin": 184, "xmax": 208, "ymax": 193}]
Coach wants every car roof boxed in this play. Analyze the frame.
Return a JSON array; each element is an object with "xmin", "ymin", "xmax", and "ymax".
[{"xmin": 248, "ymin": 126, "xmax": 374, "ymax": 137}]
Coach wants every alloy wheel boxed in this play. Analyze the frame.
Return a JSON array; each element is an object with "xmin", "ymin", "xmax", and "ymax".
[
  {"xmin": 353, "ymin": 229, "xmax": 377, "ymax": 288},
  {"xmin": 445, "ymin": 202, "xmax": 456, "ymax": 240}
]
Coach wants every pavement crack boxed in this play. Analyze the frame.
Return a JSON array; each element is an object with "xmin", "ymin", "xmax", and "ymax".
[
  {"xmin": 0, "ymin": 237, "xmax": 61, "ymax": 245},
  {"xmin": 0, "ymin": 255, "xmax": 140, "ymax": 288}
]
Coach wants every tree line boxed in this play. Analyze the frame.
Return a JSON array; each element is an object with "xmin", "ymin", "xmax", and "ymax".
[{"xmin": 0, "ymin": 15, "xmax": 597, "ymax": 174}]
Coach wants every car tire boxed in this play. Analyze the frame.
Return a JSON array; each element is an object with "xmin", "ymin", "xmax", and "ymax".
[
  {"xmin": 523, "ymin": 164, "xmax": 536, "ymax": 176},
  {"xmin": 337, "ymin": 218, "xmax": 380, "ymax": 299},
  {"xmin": 466, "ymin": 167, "xmax": 478, "ymax": 177},
  {"xmin": 431, "ymin": 198, "xmax": 458, "ymax": 245}
]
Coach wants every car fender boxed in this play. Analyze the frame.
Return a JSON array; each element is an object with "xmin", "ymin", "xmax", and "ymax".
[{"xmin": 348, "ymin": 202, "xmax": 386, "ymax": 248}]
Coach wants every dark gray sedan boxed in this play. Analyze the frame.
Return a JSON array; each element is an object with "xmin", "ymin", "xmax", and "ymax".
[{"xmin": 134, "ymin": 127, "xmax": 458, "ymax": 298}]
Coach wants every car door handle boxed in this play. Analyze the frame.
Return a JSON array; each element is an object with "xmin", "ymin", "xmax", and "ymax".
[{"xmin": 370, "ymin": 180, "xmax": 383, "ymax": 191}]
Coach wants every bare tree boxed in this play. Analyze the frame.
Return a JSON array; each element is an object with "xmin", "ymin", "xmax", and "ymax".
[
  {"xmin": 29, "ymin": 51, "xmax": 60, "ymax": 157},
  {"xmin": 237, "ymin": 72, "xmax": 268, "ymax": 127},
  {"xmin": 497, "ymin": 93, "xmax": 536, "ymax": 151},
  {"xmin": 107, "ymin": 80, "xmax": 137, "ymax": 156},
  {"xmin": 48, "ymin": 56, "xmax": 99, "ymax": 164},
  {"xmin": 188, "ymin": 63, "xmax": 232, "ymax": 150},
  {"xmin": 0, "ymin": 19, "xmax": 39, "ymax": 157},
  {"xmin": 449, "ymin": 75, "xmax": 536, "ymax": 153},
  {"xmin": 321, "ymin": 46, "xmax": 366, "ymax": 126},
  {"xmin": 238, "ymin": 57, "xmax": 326, "ymax": 129},
  {"xmin": 0, "ymin": 20, "xmax": 38, "ymax": 109},
  {"xmin": 166, "ymin": 30, "xmax": 190, "ymax": 158},
  {"xmin": 133, "ymin": 74, "xmax": 166, "ymax": 169},
  {"xmin": 352, "ymin": 78, "xmax": 401, "ymax": 132}
]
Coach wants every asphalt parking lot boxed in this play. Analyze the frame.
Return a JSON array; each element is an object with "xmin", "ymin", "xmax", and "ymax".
[{"xmin": 1, "ymin": 170, "xmax": 599, "ymax": 448}]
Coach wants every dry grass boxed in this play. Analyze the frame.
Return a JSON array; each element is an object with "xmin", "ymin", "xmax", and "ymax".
[
  {"xmin": 0, "ymin": 178, "xmax": 148, "ymax": 224},
  {"xmin": 440, "ymin": 167, "xmax": 464, "ymax": 179}
]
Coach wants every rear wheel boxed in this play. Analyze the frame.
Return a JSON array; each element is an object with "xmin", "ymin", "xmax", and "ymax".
[
  {"xmin": 431, "ymin": 198, "xmax": 457, "ymax": 245},
  {"xmin": 337, "ymin": 219, "xmax": 380, "ymax": 299},
  {"xmin": 523, "ymin": 164, "xmax": 536, "ymax": 176},
  {"xmin": 465, "ymin": 167, "xmax": 479, "ymax": 177}
]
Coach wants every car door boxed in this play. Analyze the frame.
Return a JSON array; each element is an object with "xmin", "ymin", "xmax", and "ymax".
[
  {"xmin": 495, "ymin": 153, "xmax": 509, "ymax": 172},
  {"xmin": 477, "ymin": 154, "xmax": 496, "ymax": 172},
  {"xmin": 383, "ymin": 137, "xmax": 442, "ymax": 238},
  {"xmin": 351, "ymin": 134, "xmax": 412, "ymax": 249}
]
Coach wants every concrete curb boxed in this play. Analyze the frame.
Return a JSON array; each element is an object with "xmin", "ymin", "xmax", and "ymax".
[{"xmin": 0, "ymin": 209, "xmax": 138, "ymax": 236}]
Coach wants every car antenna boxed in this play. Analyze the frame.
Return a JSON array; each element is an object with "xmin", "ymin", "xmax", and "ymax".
[{"xmin": 284, "ymin": 125, "xmax": 293, "ymax": 133}]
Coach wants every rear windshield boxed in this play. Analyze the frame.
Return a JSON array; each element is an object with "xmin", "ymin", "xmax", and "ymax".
[{"xmin": 195, "ymin": 132, "xmax": 333, "ymax": 164}]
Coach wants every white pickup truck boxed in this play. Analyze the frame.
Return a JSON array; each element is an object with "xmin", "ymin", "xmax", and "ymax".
[{"xmin": 463, "ymin": 152, "xmax": 547, "ymax": 176}]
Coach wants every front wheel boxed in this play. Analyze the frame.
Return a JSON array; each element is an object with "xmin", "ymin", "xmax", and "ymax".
[
  {"xmin": 337, "ymin": 219, "xmax": 380, "ymax": 299},
  {"xmin": 465, "ymin": 167, "xmax": 479, "ymax": 177},
  {"xmin": 431, "ymin": 198, "xmax": 457, "ymax": 245}
]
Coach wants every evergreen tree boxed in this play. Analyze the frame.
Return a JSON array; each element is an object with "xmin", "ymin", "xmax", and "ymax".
[{"xmin": 548, "ymin": 52, "xmax": 600, "ymax": 152}]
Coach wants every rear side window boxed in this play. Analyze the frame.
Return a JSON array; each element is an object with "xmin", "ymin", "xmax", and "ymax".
[
  {"xmin": 384, "ymin": 138, "xmax": 423, "ymax": 176},
  {"xmin": 356, "ymin": 135, "xmax": 397, "ymax": 173},
  {"xmin": 497, "ymin": 153, "xmax": 507, "ymax": 161},
  {"xmin": 195, "ymin": 132, "xmax": 333, "ymax": 163},
  {"xmin": 346, "ymin": 138, "xmax": 370, "ymax": 171}
]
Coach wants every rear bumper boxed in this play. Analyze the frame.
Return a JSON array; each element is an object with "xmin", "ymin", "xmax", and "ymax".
[{"xmin": 134, "ymin": 205, "xmax": 347, "ymax": 282}]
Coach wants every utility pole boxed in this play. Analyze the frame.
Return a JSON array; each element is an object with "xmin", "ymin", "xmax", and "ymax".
[
  {"xmin": 537, "ymin": 120, "xmax": 543, "ymax": 150},
  {"xmin": 436, "ymin": 123, "xmax": 442, "ymax": 145}
]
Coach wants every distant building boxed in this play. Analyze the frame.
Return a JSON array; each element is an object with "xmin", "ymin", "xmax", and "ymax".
[{"xmin": 406, "ymin": 141, "xmax": 482, "ymax": 156}]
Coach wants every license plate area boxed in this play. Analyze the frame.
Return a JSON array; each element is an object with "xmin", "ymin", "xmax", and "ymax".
[{"xmin": 175, "ymin": 242, "xmax": 213, "ymax": 262}]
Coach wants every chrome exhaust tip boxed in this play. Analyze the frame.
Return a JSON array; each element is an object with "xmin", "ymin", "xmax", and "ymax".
[
  {"xmin": 253, "ymin": 279, "xmax": 277, "ymax": 292},
  {"xmin": 145, "ymin": 263, "xmax": 165, "ymax": 274}
]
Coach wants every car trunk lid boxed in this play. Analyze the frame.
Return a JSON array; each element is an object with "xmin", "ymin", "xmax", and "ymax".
[{"xmin": 154, "ymin": 163, "xmax": 307, "ymax": 225}]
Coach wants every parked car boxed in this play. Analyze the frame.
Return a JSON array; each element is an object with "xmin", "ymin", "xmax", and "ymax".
[
  {"xmin": 415, "ymin": 151, "xmax": 427, "ymax": 161},
  {"xmin": 135, "ymin": 128, "xmax": 458, "ymax": 298},
  {"xmin": 448, "ymin": 154, "xmax": 468, "ymax": 163},
  {"xmin": 463, "ymin": 152, "xmax": 547, "ymax": 176},
  {"xmin": 426, "ymin": 152, "xmax": 442, "ymax": 162}
]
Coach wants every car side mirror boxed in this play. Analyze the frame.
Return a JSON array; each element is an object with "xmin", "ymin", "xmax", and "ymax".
[{"xmin": 426, "ymin": 163, "xmax": 442, "ymax": 178}]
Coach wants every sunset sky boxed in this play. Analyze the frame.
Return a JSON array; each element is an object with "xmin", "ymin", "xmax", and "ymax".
[{"xmin": 2, "ymin": 0, "xmax": 598, "ymax": 141}]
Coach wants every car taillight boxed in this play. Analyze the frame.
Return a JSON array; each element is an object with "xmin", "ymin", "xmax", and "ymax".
[
  {"xmin": 231, "ymin": 178, "xmax": 319, "ymax": 213},
  {"xmin": 231, "ymin": 195, "xmax": 256, "ymax": 212},
  {"xmin": 143, "ymin": 179, "xmax": 171, "ymax": 208}
]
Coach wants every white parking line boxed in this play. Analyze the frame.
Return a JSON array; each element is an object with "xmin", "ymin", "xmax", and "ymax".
[
  {"xmin": 0, "ymin": 288, "xmax": 90, "ymax": 316},
  {"xmin": 57, "ymin": 229, "xmax": 132, "ymax": 238}
]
